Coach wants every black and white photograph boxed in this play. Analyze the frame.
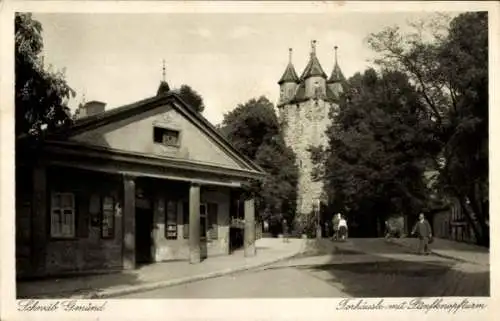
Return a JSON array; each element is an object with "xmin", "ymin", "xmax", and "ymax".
[{"xmin": 0, "ymin": 1, "xmax": 496, "ymax": 320}]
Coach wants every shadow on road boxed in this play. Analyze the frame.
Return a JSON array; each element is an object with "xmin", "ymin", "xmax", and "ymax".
[{"xmin": 268, "ymin": 238, "xmax": 490, "ymax": 297}]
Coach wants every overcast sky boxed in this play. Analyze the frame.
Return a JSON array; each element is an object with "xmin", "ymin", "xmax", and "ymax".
[{"xmin": 34, "ymin": 11, "xmax": 460, "ymax": 125}]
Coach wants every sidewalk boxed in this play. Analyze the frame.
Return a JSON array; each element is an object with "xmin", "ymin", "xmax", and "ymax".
[
  {"xmin": 387, "ymin": 237, "xmax": 489, "ymax": 266},
  {"xmin": 17, "ymin": 238, "xmax": 308, "ymax": 299}
]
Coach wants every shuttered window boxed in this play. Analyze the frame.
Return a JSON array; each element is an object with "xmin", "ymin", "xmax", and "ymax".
[
  {"xmin": 207, "ymin": 203, "xmax": 218, "ymax": 240},
  {"xmin": 183, "ymin": 202, "xmax": 216, "ymax": 239},
  {"xmin": 50, "ymin": 192, "xmax": 75, "ymax": 238}
]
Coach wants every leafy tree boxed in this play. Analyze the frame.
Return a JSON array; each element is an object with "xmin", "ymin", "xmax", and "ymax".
[
  {"xmin": 367, "ymin": 12, "xmax": 489, "ymax": 246},
  {"xmin": 219, "ymin": 96, "xmax": 299, "ymax": 223},
  {"xmin": 177, "ymin": 84, "xmax": 205, "ymax": 113},
  {"xmin": 313, "ymin": 68, "xmax": 440, "ymax": 234},
  {"xmin": 15, "ymin": 13, "xmax": 75, "ymax": 137}
]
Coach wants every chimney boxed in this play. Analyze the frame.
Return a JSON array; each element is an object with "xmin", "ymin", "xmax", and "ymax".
[{"xmin": 76, "ymin": 100, "xmax": 106, "ymax": 119}]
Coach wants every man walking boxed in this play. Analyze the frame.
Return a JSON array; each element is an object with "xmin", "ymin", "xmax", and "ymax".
[
  {"xmin": 332, "ymin": 213, "xmax": 341, "ymax": 241},
  {"xmin": 338, "ymin": 215, "xmax": 348, "ymax": 241},
  {"xmin": 411, "ymin": 213, "xmax": 433, "ymax": 255},
  {"xmin": 282, "ymin": 218, "xmax": 289, "ymax": 243}
]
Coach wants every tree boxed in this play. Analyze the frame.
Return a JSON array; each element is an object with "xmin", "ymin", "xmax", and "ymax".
[
  {"xmin": 313, "ymin": 68, "xmax": 440, "ymax": 235},
  {"xmin": 15, "ymin": 13, "xmax": 75, "ymax": 137},
  {"xmin": 219, "ymin": 96, "xmax": 299, "ymax": 223},
  {"xmin": 177, "ymin": 84, "xmax": 205, "ymax": 113},
  {"xmin": 367, "ymin": 12, "xmax": 489, "ymax": 245}
]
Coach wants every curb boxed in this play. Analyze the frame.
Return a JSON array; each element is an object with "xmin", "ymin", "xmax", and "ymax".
[
  {"xmin": 385, "ymin": 238, "xmax": 485, "ymax": 266},
  {"xmin": 86, "ymin": 243, "xmax": 307, "ymax": 299}
]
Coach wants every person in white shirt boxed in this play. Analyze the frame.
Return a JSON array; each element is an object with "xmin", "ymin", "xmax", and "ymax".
[{"xmin": 338, "ymin": 216, "xmax": 348, "ymax": 241}]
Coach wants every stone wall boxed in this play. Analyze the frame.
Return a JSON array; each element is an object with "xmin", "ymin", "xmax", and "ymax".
[{"xmin": 281, "ymin": 99, "xmax": 338, "ymax": 221}]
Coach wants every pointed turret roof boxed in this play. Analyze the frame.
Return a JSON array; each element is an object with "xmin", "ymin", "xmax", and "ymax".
[
  {"xmin": 328, "ymin": 46, "xmax": 345, "ymax": 83},
  {"xmin": 157, "ymin": 59, "xmax": 171, "ymax": 96},
  {"xmin": 299, "ymin": 40, "xmax": 327, "ymax": 81},
  {"xmin": 278, "ymin": 48, "xmax": 299, "ymax": 85}
]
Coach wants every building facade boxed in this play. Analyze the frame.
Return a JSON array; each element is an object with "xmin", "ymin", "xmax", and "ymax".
[
  {"xmin": 16, "ymin": 79, "xmax": 266, "ymax": 278},
  {"xmin": 277, "ymin": 40, "xmax": 345, "ymax": 223},
  {"xmin": 432, "ymin": 198, "xmax": 478, "ymax": 244}
]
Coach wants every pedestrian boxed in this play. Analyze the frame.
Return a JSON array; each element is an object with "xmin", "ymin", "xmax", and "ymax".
[
  {"xmin": 338, "ymin": 215, "xmax": 348, "ymax": 241},
  {"xmin": 263, "ymin": 220, "xmax": 269, "ymax": 233},
  {"xmin": 411, "ymin": 213, "xmax": 433, "ymax": 255},
  {"xmin": 282, "ymin": 218, "xmax": 289, "ymax": 243},
  {"xmin": 324, "ymin": 221, "xmax": 330, "ymax": 238},
  {"xmin": 384, "ymin": 220, "xmax": 391, "ymax": 239},
  {"xmin": 332, "ymin": 213, "xmax": 340, "ymax": 241}
]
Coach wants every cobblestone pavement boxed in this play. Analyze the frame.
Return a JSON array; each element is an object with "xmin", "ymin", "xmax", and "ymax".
[{"xmin": 119, "ymin": 238, "xmax": 489, "ymax": 298}]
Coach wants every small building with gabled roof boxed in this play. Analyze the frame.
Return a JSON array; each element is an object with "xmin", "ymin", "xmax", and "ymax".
[{"xmin": 15, "ymin": 76, "xmax": 266, "ymax": 278}]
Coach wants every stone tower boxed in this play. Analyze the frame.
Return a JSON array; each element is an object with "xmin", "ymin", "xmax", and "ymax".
[{"xmin": 277, "ymin": 41, "xmax": 345, "ymax": 223}]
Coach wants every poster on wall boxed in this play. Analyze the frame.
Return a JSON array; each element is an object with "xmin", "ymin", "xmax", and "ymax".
[
  {"xmin": 101, "ymin": 196, "xmax": 115, "ymax": 239},
  {"xmin": 165, "ymin": 200, "xmax": 177, "ymax": 239}
]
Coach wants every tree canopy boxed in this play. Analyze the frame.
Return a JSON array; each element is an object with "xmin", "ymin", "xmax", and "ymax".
[
  {"xmin": 360, "ymin": 12, "xmax": 489, "ymax": 245},
  {"xmin": 15, "ymin": 13, "xmax": 75, "ymax": 137},
  {"xmin": 312, "ymin": 68, "xmax": 440, "ymax": 230},
  {"xmin": 219, "ymin": 96, "xmax": 299, "ymax": 223},
  {"xmin": 177, "ymin": 84, "xmax": 205, "ymax": 113}
]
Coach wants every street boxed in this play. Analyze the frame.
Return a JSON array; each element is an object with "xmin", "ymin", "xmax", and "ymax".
[{"xmin": 119, "ymin": 238, "xmax": 489, "ymax": 298}]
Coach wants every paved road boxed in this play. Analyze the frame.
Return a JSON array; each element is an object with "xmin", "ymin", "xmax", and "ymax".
[{"xmin": 119, "ymin": 238, "xmax": 489, "ymax": 298}]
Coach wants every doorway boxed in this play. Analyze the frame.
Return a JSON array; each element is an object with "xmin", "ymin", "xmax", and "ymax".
[{"xmin": 135, "ymin": 207, "xmax": 153, "ymax": 265}]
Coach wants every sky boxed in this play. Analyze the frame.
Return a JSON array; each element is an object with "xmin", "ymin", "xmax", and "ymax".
[{"xmin": 34, "ymin": 12, "xmax": 457, "ymax": 125}]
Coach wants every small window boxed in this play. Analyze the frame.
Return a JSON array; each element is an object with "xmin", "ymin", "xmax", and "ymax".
[
  {"xmin": 153, "ymin": 127, "xmax": 180, "ymax": 147},
  {"xmin": 51, "ymin": 192, "xmax": 75, "ymax": 238},
  {"xmin": 101, "ymin": 196, "xmax": 115, "ymax": 239}
]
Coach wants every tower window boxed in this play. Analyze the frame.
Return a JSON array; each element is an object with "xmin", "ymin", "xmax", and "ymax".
[{"xmin": 153, "ymin": 126, "xmax": 180, "ymax": 147}]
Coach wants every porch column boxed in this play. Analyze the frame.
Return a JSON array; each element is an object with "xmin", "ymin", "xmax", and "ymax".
[
  {"xmin": 123, "ymin": 175, "xmax": 136, "ymax": 270},
  {"xmin": 32, "ymin": 164, "xmax": 47, "ymax": 275},
  {"xmin": 189, "ymin": 183, "xmax": 201, "ymax": 264},
  {"xmin": 244, "ymin": 198, "xmax": 256, "ymax": 257}
]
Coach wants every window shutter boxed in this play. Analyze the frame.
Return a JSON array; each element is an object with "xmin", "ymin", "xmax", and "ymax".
[
  {"xmin": 207, "ymin": 203, "xmax": 218, "ymax": 240},
  {"xmin": 183, "ymin": 201, "xmax": 189, "ymax": 239},
  {"xmin": 76, "ymin": 193, "xmax": 89, "ymax": 238}
]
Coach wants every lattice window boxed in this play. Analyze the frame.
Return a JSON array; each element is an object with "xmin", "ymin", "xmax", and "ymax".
[
  {"xmin": 153, "ymin": 126, "xmax": 180, "ymax": 147},
  {"xmin": 50, "ymin": 192, "xmax": 75, "ymax": 238}
]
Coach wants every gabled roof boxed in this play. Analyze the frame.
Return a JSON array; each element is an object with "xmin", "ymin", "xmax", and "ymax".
[
  {"xmin": 299, "ymin": 53, "xmax": 327, "ymax": 81},
  {"xmin": 278, "ymin": 63, "xmax": 299, "ymax": 85},
  {"xmin": 43, "ymin": 92, "xmax": 266, "ymax": 177}
]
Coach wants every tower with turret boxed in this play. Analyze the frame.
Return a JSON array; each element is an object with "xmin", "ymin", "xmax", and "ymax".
[{"xmin": 277, "ymin": 40, "xmax": 345, "ymax": 225}]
